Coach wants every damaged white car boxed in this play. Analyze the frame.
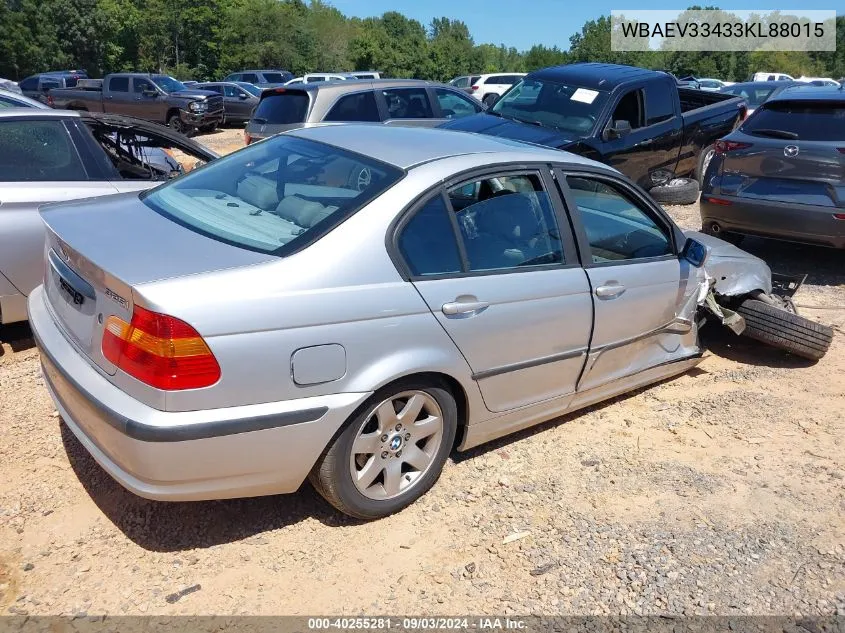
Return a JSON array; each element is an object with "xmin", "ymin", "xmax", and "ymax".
[{"xmin": 30, "ymin": 126, "xmax": 833, "ymax": 518}]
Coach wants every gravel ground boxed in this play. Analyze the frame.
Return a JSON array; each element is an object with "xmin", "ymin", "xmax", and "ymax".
[{"xmin": 1, "ymin": 127, "xmax": 843, "ymax": 616}]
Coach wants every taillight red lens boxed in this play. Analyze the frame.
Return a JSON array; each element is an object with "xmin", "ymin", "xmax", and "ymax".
[
  {"xmin": 837, "ymin": 148, "xmax": 845, "ymax": 154},
  {"xmin": 102, "ymin": 306, "xmax": 220, "ymax": 390},
  {"xmin": 704, "ymin": 197, "xmax": 733, "ymax": 206},
  {"xmin": 244, "ymin": 130, "xmax": 252, "ymax": 145},
  {"xmin": 834, "ymin": 213, "xmax": 845, "ymax": 220},
  {"xmin": 470, "ymin": 85, "xmax": 479, "ymax": 91},
  {"xmin": 714, "ymin": 139, "xmax": 752, "ymax": 155}
]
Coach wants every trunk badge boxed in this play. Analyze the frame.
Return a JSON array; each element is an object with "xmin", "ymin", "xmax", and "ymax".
[{"xmin": 784, "ymin": 145, "xmax": 799, "ymax": 157}]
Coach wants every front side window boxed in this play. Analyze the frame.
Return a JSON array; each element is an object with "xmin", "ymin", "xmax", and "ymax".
[
  {"xmin": 223, "ymin": 85, "xmax": 241, "ymax": 97},
  {"xmin": 324, "ymin": 91, "xmax": 380, "ymax": 122},
  {"xmin": 566, "ymin": 176, "xmax": 672, "ymax": 263},
  {"xmin": 133, "ymin": 78, "xmax": 155, "ymax": 93},
  {"xmin": 0, "ymin": 120, "xmax": 86, "ymax": 182},
  {"xmin": 435, "ymin": 89, "xmax": 481, "ymax": 119},
  {"xmin": 142, "ymin": 135, "xmax": 403, "ymax": 255},
  {"xmin": 237, "ymin": 82, "xmax": 261, "ymax": 96},
  {"xmin": 382, "ymin": 88, "xmax": 433, "ymax": 119},
  {"xmin": 398, "ymin": 195, "xmax": 462, "ymax": 276},
  {"xmin": 610, "ymin": 89, "xmax": 645, "ymax": 129},
  {"xmin": 449, "ymin": 173, "xmax": 564, "ymax": 272}
]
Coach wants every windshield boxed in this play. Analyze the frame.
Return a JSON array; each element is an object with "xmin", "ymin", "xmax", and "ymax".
[
  {"xmin": 152, "ymin": 75, "xmax": 187, "ymax": 93},
  {"xmin": 238, "ymin": 82, "xmax": 261, "ymax": 96},
  {"xmin": 142, "ymin": 135, "xmax": 403, "ymax": 255},
  {"xmin": 491, "ymin": 78, "xmax": 609, "ymax": 135}
]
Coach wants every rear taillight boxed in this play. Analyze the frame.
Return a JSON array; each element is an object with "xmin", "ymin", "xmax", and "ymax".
[
  {"xmin": 834, "ymin": 213, "xmax": 845, "ymax": 220},
  {"xmin": 244, "ymin": 130, "xmax": 252, "ymax": 145},
  {"xmin": 837, "ymin": 148, "xmax": 845, "ymax": 154},
  {"xmin": 47, "ymin": 95, "xmax": 54, "ymax": 107},
  {"xmin": 714, "ymin": 139, "xmax": 752, "ymax": 155},
  {"xmin": 470, "ymin": 85, "xmax": 479, "ymax": 91},
  {"xmin": 704, "ymin": 197, "xmax": 733, "ymax": 206},
  {"xmin": 102, "ymin": 306, "xmax": 220, "ymax": 391}
]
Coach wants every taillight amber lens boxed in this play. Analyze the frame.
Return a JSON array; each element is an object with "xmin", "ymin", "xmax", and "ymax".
[{"xmin": 102, "ymin": 306, "xmax": 220, "ymax": 390}]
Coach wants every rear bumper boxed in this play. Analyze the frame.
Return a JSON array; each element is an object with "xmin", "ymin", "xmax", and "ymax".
[
  {"xmin": 28, "ymin": 285, "xmax": 371, "ymax": 501},
  {"xmin": 700, "ymin": 195, "xmax": 845, "ymax": 249}
]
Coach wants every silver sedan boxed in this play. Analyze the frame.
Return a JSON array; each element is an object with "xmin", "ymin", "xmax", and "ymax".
[{"xmin": 31, "ymin": 124, "xmax": 780, "ymax": 519}]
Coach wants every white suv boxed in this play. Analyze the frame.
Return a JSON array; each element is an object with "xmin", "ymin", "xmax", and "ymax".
[{"xmin": 469, "ymin": 73, "xmax": 526, "ymax": 106}]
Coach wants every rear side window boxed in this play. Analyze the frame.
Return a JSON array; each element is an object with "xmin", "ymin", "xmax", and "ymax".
[
  {"xmin": 40, "ymin": 79, "xmax": 60, "ymax": 91},
  {"xmin": 65, "ymin": 77, "xmax": 79, "ymax": 88},
  {"xmin": 0, "ymin": 120, "xmax": 87, "ymax": 182},
  {"xmin": 225, "ymin": 74, "xmax": 241, "ymax": 82},
  {"xmin": 324, "ymin": 91, "xmax": 380, "ymax": 122},
  {"xmin": 644, "ymin": 82, "xmax": 675, "ymax": 125},
  {"xmin": 109, "ymin": 77, "xmax": 129, "ymax": 92},
  {"xmin": 252, "ymin": 91, "xmax": 310, "ymax": 124},
  {"xmin": 263, "ymin": 73, "xmax": 285, "ymax": 83},
  {"xmin": 142, "ymin": 135, "xmax": 403, "ymax": 255},
  {"xmin": 382, "ymin": 88, "xmax": 433, "ymax": 119},
  {"xmin": 743, "ymin": 102, "xmax": 845, "ymax": 141},
  {"xmin": 242, "ymin": 73, "xmax": 259, "ymax": 84},
  {"xmin": 484, "ymin": 76, "xmax": 504, "ymax": 84},
  {"xmin": 398, "ymin": 195, "xmax": 462, "ymax": 276}
]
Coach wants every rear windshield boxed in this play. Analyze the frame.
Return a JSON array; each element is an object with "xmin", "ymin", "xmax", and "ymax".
[
  {"xmin": 743, "ymin": 101, "xmax": 845, "ymax": 141},
  {"xmin": 141, "ymin": 135, "xmax": 403, "ymax": 255},
  {"xmin": 252, "ymin": 91, "xmax": 310, "ymax": 125}
]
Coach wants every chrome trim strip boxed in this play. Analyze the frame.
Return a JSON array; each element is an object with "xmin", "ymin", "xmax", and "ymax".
[{"xmin": 472, "ymin": 348, "xmax": 588, "ymax": 381}]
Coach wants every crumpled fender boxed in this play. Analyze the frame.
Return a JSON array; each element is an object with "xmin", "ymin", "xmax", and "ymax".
[{"xmin": 685, "ymin": 230, "xmax": 773, "ymax": 297}]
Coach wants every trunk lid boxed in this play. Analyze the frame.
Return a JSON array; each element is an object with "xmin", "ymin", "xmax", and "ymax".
[
  {"xmin": 719, "ymin": 101, "xmax": 845, "ymax": 208},
  {"xmin": 40, "ymin": 192, "xmax": 275, "ymax": 374}
]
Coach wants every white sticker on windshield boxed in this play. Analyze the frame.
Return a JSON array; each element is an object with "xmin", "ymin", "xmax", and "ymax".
[{"xmin": 571, "ymin": 88, "xmax": 599, "ymax": 104}]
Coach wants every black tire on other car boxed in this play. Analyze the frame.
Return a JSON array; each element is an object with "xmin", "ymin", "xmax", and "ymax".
[
  {"xmin": 309, "ymin": 378, "xmax": 458, "ymax": 520},
  {"xmin": 199, "ymin": 123, "xmax": 217, "ymax": 134},
  {"xmin": 696, "ymin": 143, "xmax": 716, "ymax": 186},
  {"xmin": 649, "ymin": 177, "xmax": 700, "ymax": 205},
  {"xmin": 167, "ymin": 113, "xmax": 185, "ymax": 134},
  {"xmin": 736, "ymin": 299, "xmax": 833, "ymax": 361}
]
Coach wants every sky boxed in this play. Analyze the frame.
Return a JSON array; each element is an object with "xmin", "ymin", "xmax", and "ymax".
[{"xmin": 327, "ymin": 0, "xmax": 843, "ymax": 51}]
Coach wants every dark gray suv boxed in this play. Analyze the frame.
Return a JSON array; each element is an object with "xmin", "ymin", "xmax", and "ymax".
[
  {"xmin": 700, "ymin": 84, "xmax": 845, "ymax": 248},
  {"xmin": 244, "ymin": 79, "xmax": 484, "ymax": 144}
]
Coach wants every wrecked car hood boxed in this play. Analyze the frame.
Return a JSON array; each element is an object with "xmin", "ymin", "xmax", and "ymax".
[{"xmin": 686, "ymin": 230, "xmax": 772, "ymax": 296}]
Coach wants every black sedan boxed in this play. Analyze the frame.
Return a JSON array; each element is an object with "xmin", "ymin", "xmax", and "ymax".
[{"xmin": 195, "ymin": 81, "xmax": 260, "ymax": 125}]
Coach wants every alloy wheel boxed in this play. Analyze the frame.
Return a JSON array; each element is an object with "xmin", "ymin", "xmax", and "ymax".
[{"xmin": 348, "ymin": 391, "xmax": 444, "ymax": 500}]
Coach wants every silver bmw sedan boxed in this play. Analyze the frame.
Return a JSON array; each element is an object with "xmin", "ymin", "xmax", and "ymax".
[{"xmin": 29, "ymin": 124, "xmax": 787, "ymax": 519}]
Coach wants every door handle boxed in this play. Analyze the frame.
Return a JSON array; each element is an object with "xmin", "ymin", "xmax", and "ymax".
[
  {"xmin": 634, "ymin": 139, "xmax": 653, "ymax": 148},
  {"xmin": 595, "ymin": 283, "xmax": 626, "ymax": 299},
  {"xmin": 442, "ymin": 297, "xmax": 490, "ymax": 316}
]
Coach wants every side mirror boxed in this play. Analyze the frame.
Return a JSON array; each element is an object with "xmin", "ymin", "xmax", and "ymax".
[
  {"xmin": 605, "ymin": 120, "xmax": 632, "ymax": 140},
  {"xmin": 237, "ymin": 92, "xmax": 248, "ymax": 99},
  {"xmin": 143, "ymin": 88, "xmax": 158, "ymax": 98},
  {"xmin": 681, "ymin": 237, "xmax": 710, "ymax": 268}
]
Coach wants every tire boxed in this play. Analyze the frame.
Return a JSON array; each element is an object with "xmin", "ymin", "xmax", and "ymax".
[
  {"xmin": 696, "ymin": 144, "xmax": 716, "ymax": 186},
  {"xmin": 649, "ymin": 177, "xmax": 700, "ymax": 205},
  {"xmin": 736, "ymin": 298, "xmax": 833, "ymax": 361},
  {"xmin": 167, "ymin": 113, "xmax": 186, "ymax": 134},
  {"xmin": 482, "ymin": 93, "xmax": 498, "ymax": 107},
  {"xmin": 199, "ymin": 123, "xmax": 217, "ymax": 134},
  {"xmin": 309, "ymin": 379, "xmax": 457, "ymax": 520}
]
